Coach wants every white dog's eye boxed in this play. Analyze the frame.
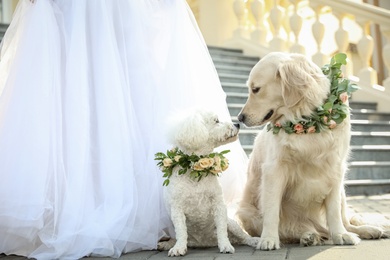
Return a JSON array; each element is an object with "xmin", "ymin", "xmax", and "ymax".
[
  {"xmin": 252, "ymin": 87, "xmax": 260, "ymax": 94},
  {"xmin": 214, "ymin": 118, "xmax": 219, "ymax": 124}
]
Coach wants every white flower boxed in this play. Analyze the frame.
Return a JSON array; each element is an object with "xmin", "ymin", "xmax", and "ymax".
[
  {"xmin": 163, "ymin": 158, "xmax": 173, "ymax": 167},
  {"xmin": 198, "ymin": 158, "xmax": 214, "ymax": 169}
]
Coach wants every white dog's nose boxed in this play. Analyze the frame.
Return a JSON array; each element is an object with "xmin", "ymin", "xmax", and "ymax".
[{"xmin": 234, "ymin": 123, "xmax": 240, "ymax": 129}]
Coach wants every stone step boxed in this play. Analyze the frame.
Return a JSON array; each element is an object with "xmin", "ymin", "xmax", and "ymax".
[
  {"xmin": 351, "ymin": 109, "xmax": 390, "ymax": 121},
  {"xmin": 212, "ymin": 57, "xmax": 258, "ymax": 68},
  {"xmin": 350, "ymin": 132, "xmax": 390, "ymax": 145},
  {"xmin": 350, "ymin": 145, "xmax": 390, "ymax": 161},
  {"xmin": 208, "ymin": 45, "xmax": 244, "ymax": 54},
  {"xmin": 345, "ymin": 179, "xmax": 390, "ymax": 196},
  {"xmin": 351, "ymin": 120, "xmax": 390, "ymax": 132},
  {"xmin": 209, "ymin": 51, "xmax": 259, "ymax": 62},
  {"xmin": 222, "ymin": 82, "xmax": 248, "ymax": 93},
  {"xmin": 219, "ymin": 73, "xmax": 248, "ymax": 84},
  {"xmin": 215, "ymin": 65, "xmax": 252, "ymax": 76},
  {"xmin": 348, "ymin": 161, "xmax": 390, "ymax": 180}
]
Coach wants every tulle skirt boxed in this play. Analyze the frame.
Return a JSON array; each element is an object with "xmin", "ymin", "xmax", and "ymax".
[{"xmin": 0, "ymin": 0, "xmax": 248, "ymax": 259}]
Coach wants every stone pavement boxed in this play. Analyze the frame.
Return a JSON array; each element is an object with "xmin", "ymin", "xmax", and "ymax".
[
  {"xmin": 109, "ymin": 194, "xmax": 390, "ymax": 260},
  {"xmin": 1, "ymin": 194, "xmax": 390, "ymax": 260}
]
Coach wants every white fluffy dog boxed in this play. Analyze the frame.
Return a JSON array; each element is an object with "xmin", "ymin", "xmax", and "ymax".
[
  {"xmin": 236, "ymin": 52, "xmax": 389, "ymax": 250},
  {"xmin": 156, "ymin": 109, "xmax": 260, "ymax": 257}
]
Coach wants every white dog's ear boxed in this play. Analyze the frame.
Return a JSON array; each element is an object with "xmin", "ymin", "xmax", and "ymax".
[
  {"xmin": 170, "ymin": 112, "xmax": 209, "ymax": 152},
  {"xmin": 277, "ymin": 54, "xmax": 324, "ymax": 108}
]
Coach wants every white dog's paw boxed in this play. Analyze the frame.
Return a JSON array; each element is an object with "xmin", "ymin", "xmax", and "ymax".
[
  {"xmin": 157, "ymin": 239, "xmax": 176, "ymax": 251},
  {"xmin": 256, "ymin": 237, "xmax": 280, "ymax": 250},
  {"xmin": 300, "ymin": 232, "xmax": 324, "ymax": 247},
  {"xmin": 219, "ymin": 241, "xmax": 235, "ymax": 254},
  {"xmin": 245, "ymin": 237, "xmax": 262, "ymax": 248},
  {"xmin": 332, "ymin": 232, "xmax": 360, "ymax": 245},
  {"xmin": 168, "ymin": 245, "xmax": 187, "ymax": 257}
]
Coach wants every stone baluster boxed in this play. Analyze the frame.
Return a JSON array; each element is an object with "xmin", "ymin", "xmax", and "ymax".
[
  {"xmin": 380, "ymin": 26, "xmax": 390, "ymax": 91},
  {"xmin": 250, "ymin": 0, "xmax": 267, "ymax": 46},
  {"xmin": 233, "ymin": 0, "xmax": 249, "ymax": 39},
  {"xmin": 310, "ymin": 4, "xmax": 328, "ymax": 66},
  {"xmin": 356, "ymin": 19, "xmax": 378, "ymax": 86},
  {"xmin": 289, "ymin": 0, "xmax": 305, "ymax": 54},
  {"xmin": 334, "ymin": 12, "xmax": 352, "ymax": 77},
  {"xmin": 269, "ymin": 0, "xmax": 287, "ymax": 51}
]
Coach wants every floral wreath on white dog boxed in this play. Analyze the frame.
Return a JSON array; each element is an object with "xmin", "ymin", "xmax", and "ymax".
[
  {"xmin": 155, "ymin": 148, "xmax": 230, "ymax": 186},
  {"xmin": 267, "ymin": 53, "xmax": 359, "ymax": 135}
]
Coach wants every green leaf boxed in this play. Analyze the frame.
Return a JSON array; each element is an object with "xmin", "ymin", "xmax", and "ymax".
[
  {"xmin": 328, "ymin": 95, "xmax": 338, "ymax": 104},
  {"xmin": 323, "ymin": 102, "xmax": 333, "ymax": 111},
  {"xmin": 332, "ymin": 53, "xmax": 347, "ymax": 65}
]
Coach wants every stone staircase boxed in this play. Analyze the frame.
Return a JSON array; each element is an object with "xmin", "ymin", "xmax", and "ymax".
[
  {"xmin": 209, "ymin": 46, "xmax": 390, "ymax": 196},
  {"xmin": 0, "ymin": 23, "xmax": 7, "ymax": 41}
]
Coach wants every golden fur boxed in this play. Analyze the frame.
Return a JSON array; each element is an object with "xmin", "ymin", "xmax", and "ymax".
[{"xmin": 236, "ymin": 52, "xmax": 386, "ymax": 250}]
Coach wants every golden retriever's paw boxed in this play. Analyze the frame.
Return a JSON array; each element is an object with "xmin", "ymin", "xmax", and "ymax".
[
  {"xmin": 218, "ymin": 241, "xmax": 235, "ymax": 254},
  {"xmin": 300, "ymin": 232, "xmax": 324, "ymax": 246},
  {"xmin": 245, "ymin": 237, "xmax": 262, "ymax": 248},
  {"xmin": 256, "ymin": 237, "xmax": 280, "ymax": 250},
  {"xmin": 168, "ymin": 245, "xmax": 187, "ymax": 257},
  {"xmin": 332, "ymin": 232, "xmax": 360, "ymax": 245},
  {"xmin": 355, "ymin": 225, "xmax": 383, "ymax": 239},
  {"xmin": 157, "ymin": 239, "xmax": 176, "ymax": 251}
]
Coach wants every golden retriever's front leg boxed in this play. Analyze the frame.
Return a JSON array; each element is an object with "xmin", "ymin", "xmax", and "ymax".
[
  {"xmin": 257, "ymin": 166, "xmax": 286, "ymax": 250},
  {"xmin": 325, "ymin": 186, "xmax": 360, "ymax": 245}
]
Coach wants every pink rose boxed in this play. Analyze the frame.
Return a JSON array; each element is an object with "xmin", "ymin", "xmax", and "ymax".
[
  {"xmin": 307, "ymin": 126, "xmax": 316, "ymax": 133},
  {"xmin": 340, "ymin": 92, "xmax": 348, "ymax": 103},
  {"xmin": 275, "ymin": 122, "xmax": 282, "ymax": 127},
  {"xmin": 294, "ymin": 123, "xmax": 304, "ymax": 134},
  {"xmin": 323, "ymin": 116, "xmax": 328, "ymax": 123},
  {"xmin": 329, "ymin": 120, "xmax": 337, "ymax": 129}
]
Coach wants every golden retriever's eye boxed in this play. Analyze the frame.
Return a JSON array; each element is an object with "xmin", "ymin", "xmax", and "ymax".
[{"xmin": 252, "ymin": 87, "xmax": 260, "ymax": 94}]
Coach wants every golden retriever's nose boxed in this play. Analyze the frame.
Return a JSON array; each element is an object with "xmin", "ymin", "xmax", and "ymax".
[{"xmin": 237, "ymin": 113, "xmax": 245, "ymax": 123}]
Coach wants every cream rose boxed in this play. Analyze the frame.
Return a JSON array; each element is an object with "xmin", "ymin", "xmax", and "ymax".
[
  {"xmin": 307, "ymin": 126, "xmax": 316, "ymax": 133},
  {"xmin": 213, "ymin": 156, "xmax": 221, "ymax": 168},
  {"xmin": 210, "ymin": 165, "xmax": 222, "ymax": 174},
  {"xmin": 163, "ymin": 158, "xmax": 173, "ymax": 167},
  {"xmin": 174, "ymin": 155, "xmax": 181, "ymax": 162},
  {"xmin": 329, "ymin": 120, "xmax": 337, "ymax": 129},
  {"xmin": 339, "ymin": 92, "xmax": 348, "ymax": 103},
  {"xmin": 221, "ymin": 158, "xmax": 229, "ymax": 171},
  {"xmin": 193, "ymin": 162, "xmax": 203, "ymax": 171},
  {"xmin": 198, "ymin": 158, "xmax": 214, "ymax": 169}
]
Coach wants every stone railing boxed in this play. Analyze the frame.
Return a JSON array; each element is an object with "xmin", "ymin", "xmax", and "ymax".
[{"xmin": 189, "ymin": 0, "xmax": 390, "ymax": 112}]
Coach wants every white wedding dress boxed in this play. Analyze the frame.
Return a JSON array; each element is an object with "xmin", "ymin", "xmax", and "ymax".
[{"xmin": 0, "ymin": 0, "xmax": 248, "ymax": 259}]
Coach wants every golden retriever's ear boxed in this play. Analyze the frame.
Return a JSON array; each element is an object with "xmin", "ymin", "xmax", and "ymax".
[{"xmin": 277, "ymin": 54, "xmax": 322, "ymax": 108}]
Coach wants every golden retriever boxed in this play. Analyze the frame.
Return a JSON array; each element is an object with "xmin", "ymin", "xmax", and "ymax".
[{"xmin": 236, "ymin": 52, "xmax": 387, "ymax": 250}]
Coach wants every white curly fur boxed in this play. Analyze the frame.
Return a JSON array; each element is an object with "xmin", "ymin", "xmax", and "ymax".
[
  {"xmin": 158, "ymin": 109, "xmax": 261, "ymax": 257},
  {"xmin": 236, "ymin": 52, "xmax": 389, "ymax": 251}
]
